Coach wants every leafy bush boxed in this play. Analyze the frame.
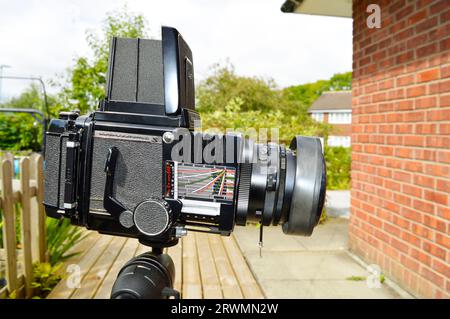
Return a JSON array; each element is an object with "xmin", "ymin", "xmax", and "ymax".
[
  {"xmin": 46, "ymin": 218, "xmax": 86, "ymax": 265},
  {"xmin": 324, "ymin": 146, "xmax": 351, "ymax": 190},
  {"xmin": 0, "ymin": 114, "xmax": 42, "ymax": 152},
  {"xmin": 31, "ymin": 262, "xmax": 62, "ymax": 298}
]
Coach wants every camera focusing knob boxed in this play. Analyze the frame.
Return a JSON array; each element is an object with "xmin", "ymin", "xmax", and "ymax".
[{"xmin": 133, "ymin": 198, "xmax": 172, "ymax": 237}]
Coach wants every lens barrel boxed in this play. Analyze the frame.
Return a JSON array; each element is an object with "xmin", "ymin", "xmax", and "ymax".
[{"xmin": 236, "ymin": 135, "xmax": 326, "ymax": 236}]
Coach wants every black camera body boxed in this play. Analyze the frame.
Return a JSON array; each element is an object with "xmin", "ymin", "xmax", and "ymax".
[{"xmin": 44, "ymin": 26, "xmax": 326, "ymax": 249}]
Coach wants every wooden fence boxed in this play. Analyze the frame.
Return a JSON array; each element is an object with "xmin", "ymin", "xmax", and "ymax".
[{"xmin": 0, "ymin": 153, "xmax": 46, "ymax": 298}]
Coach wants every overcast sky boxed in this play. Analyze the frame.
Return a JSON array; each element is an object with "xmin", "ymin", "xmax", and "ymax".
[{"xmin": 0, "ymin": 0, "xmax": 352, "ymax": 100}]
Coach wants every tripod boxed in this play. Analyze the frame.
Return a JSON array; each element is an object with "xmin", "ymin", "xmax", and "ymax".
[{"xmin": 110, "ymin": 247, "xmax": 180, "ymax": 299}]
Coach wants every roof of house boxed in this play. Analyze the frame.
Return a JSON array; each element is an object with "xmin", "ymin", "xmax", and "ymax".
[
  {"xmin": 308, "ymin": 91, "xmax": 352, "ymax": 112},
  {"xmin": 280, "ymin": 0, "xmax": 352, "ymax": 18}
]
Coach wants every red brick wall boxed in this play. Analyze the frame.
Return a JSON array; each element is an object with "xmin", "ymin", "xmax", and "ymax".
[{"xmin": 350, "ymin": 0, "xmax": 449, "ymax": 298}]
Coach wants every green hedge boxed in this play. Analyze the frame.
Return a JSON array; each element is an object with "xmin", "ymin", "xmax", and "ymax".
[{"xmin": 324, "ymin": 146, "xmax": 351, "ymax": 190}]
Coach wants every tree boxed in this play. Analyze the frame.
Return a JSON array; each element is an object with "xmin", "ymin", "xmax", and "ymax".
[
  {"xmin": 197, "ymin": 63, "xmax": 331, "ymax": 145},
  {"xmin": 0, "ymin": 84, "xmax": 58, "ymax": 152},
  {"xmin": 282, "ymin": 71, "xmax": 352, "ymax": 109},
  {"xmin": 55, "ymin": 7, "xmax": 148, "ymax": 113}
]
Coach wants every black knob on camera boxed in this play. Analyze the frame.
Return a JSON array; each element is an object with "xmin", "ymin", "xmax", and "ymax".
[{"xmin": 133, "ymin": 198, "xmax": 172, "ymax": 237}]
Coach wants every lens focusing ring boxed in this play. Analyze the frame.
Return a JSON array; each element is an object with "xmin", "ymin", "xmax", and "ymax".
[{"xmin": 235, "ymin": 163, "xmax": 252, "ymax": 226}]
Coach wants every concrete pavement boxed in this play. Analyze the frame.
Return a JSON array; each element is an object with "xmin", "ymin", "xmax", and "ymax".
[{"xmin": 233, "ymin": 218, "xmax": 406, "ymax": 299}]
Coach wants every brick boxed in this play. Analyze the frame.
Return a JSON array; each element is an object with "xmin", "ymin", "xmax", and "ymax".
[
  {"xmin": 396, "ymin": 74, "xmax": 415, "ymax": 86},
  {"xmin": 407, "ymin": 85, "xmax": 427, "ymax": 98},
  {"xmin": 400, "ymin": 231, "xmax": 420, "ymax": 247},
  {"xmin": 436, "ymin": 151, "xmax": 450, "ymax": 164},
  {"xmin": 417, "ymin": 68, "xmax": 440, "ymax": 82},
  {"xmin": 424, "ymin": 190, "xmax": 448, "ymax": 206},
  {"xmin": 435, "ymin": 233, "xmax": 450, "ymax": 249},
  {"xmin": 423, "ymin": 241, "xmax": 446, "ymax": 260},
  {"xmin": 393, "ymin": 170, "xmax": 412, "ymax": 183},
  {"xmin": 436, "ymin": 179, "xmax": 450, "ymax": 193},
  {"xmin": 404, "ymin": 135, "xmax": 425, "ymax": 146},
  {"xmin": 427, "ymin": 109, "xmax": 450, "ymax": 121},
  {"xmin": 426, "ymin": 136, "xmax": 450, "ymax": 148},
  {"xmin": 411, "ymin": 247, "xmax": 432, "ymax": 267},
  {"xmin": 413, "ymin": 174, "xmax": 435, "ymax": 188},
  {"xmin": 401, "ymin": 206, "xmax": 423, "ymax": 223},
  {"xmin": 391, "ymin": 237, "xmax": 409, "ymax": 254},
  {"xmin": 430, "ymin": 0, "xmax": 449, "ymax": 15},
  {"xmin": 401, "ymin": 255, "xmax": 420, "ymax": 273},
  {"xmin": 403, "ymin": 184, "xmax": 423, "ymax": 197},
  {"xmin": 423, "ymin": 215, "xmax": 446, "ymax": 233},
  {"xmin": 420, "ymin": 266, "xmax": 445, "ymax": 286},
  {"xmin": 412, "ymin": 223, "xmax": 433, "ymax": 241},
  {"xmin": 417, "ymin": 43, "xmax": 438, "ymax": 58},
  {"xmin": 408, "ymin": 9, "xmax": 427, "ymax": 25},
  {"xmin": 432, "ymin": 259, "xmax": 450, "ymax": 278},
  {"xmin": 413, "ymin": 199, "xmax": 435, "ymax": 214},
  {"xmin": 417, "ymin": 123, "xmax": 437, "ymax": 134},
  {"xmin": 415, "ymin": 96, "xmax": 437, "ymax": 109}
]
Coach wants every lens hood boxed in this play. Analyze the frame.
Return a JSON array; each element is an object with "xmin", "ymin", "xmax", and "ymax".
[{"xmin": 282, "ymin": 136, "xmax": 326, "ymax": 236}]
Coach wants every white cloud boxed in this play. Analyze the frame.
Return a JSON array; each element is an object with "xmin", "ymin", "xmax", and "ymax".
[{"xmin": 0, "ymin": 0, "xmax": 352, "ymax": 100}]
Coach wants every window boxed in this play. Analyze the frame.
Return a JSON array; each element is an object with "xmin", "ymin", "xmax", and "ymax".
[
  {"xmin": 311, "ymin": 112, "xmax": 324, "ymax": 122},
  {"xmin": 328, "ymin": 112, "xmax": 352, "ymax": 124},
  {"xmin": 327, "ymin": 136, "xmax": 351, "ymax": 148}
]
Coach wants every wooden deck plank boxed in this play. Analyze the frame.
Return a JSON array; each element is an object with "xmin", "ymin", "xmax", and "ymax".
[
  {"xmin": 93, "ymin": 238, "xmax": 140, "ymax": 299},
  {"xmin": 167, "ymin": 239, "xmax": 182, "ymax": 293},
  {"xmin": 182, "ymin": 233, "xmax": 202, "ymax": 299},
  {"xmin": 222, "ymin": 236, "xmax": 264, "ymax": 299},
  {"xmin": 48, "ymin": 231, "xmax": 262, "ymax": 300},
  {"xmin": 48, "ymin": 235, "xmax": 112, "ymax": 299},
  {"xmin": 195, "ymin": 233, "xmax": 222, "ymax": 299},
  {"xmin": 134, "ymin": 243, "xmax": 150, "ymax": 256},
  {"xmin": 71, "ymin": 236, "xmax": 127, "ymax": 299},
  {"xmin": 209, "ymin": 235, "xmax": 243, "ymax": 299}
]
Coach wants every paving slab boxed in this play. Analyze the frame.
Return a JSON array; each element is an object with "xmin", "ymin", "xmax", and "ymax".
[{"xmin": 234, "ymin": 218, "xmax": 404, "ymax": 299}]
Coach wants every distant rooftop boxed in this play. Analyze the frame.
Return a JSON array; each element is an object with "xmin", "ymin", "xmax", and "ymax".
[{"xmin": 308, "ymin": 91, "xmax": 352, "ymax": 112}]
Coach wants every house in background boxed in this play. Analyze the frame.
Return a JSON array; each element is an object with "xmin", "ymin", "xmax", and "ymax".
[{"xmin": 308, "ymin": 90, "xmax": 352, "ymax": 147}]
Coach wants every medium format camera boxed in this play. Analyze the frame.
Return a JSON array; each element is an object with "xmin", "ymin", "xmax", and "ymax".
[{"xmin": 43, "ymin": 26, "xmax": 326, "ymax": 251}]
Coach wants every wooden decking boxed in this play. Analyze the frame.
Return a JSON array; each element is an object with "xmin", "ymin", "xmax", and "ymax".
[{"xmin": 47, "ymin": 231, "xmax": 264, "ymax": 299}]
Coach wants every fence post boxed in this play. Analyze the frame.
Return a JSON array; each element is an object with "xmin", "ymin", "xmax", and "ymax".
[
  {"xmin": 1, "ymin": 158, "xmax": 18, "ymax": 294},
  {"xmin": 20, "ymin": 157, "xmax": 33, "ymax": 298},
  {"xmin": 33, "ymin": 155, "xmax": 46, "ymax": 262}
]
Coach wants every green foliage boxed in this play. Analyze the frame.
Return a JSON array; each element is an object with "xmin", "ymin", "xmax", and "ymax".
[
  {"xmin": 346, "ymin": 276, "xmax": 366, "ymax": 281},
  {"xmin": 197, "ymin": 64, "xmax": 331, "ymax": 145},
  {"xmin": 197, "ymin": 63, "xmax": 282, "ymax": 113},
  {"xmin": 31, "ymin": 262, "xmax": 62, "ymax": 298},
  {"xmin": 283, "ymin": 71, "xmax": 352, "ymax": 108},
  {"xmin": 2, "ymin": 83, "xmax": 53, "ymax": 112},
  {"xmin": 56, "ymin": 7, "xmax": 148, "ymax": 113},
  {"xmin": 0, "ymin": 113, "xmax": 42, "ymax": 152},
  {"xmin": 46, "ymin": 218, "xmax": 86, "ymax": 266},
  {"xmin": 0, "ymin": 83, "xmax": 58, "ymax": 152},
  {"xmin": 324, "ymin": 146, "xmax": 351, "ymax": 190}
]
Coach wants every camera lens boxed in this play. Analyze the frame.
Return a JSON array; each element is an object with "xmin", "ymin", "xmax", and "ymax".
[{"xmin": 236, "ymin": 136, "xmax": 326, "ymax": 236}]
